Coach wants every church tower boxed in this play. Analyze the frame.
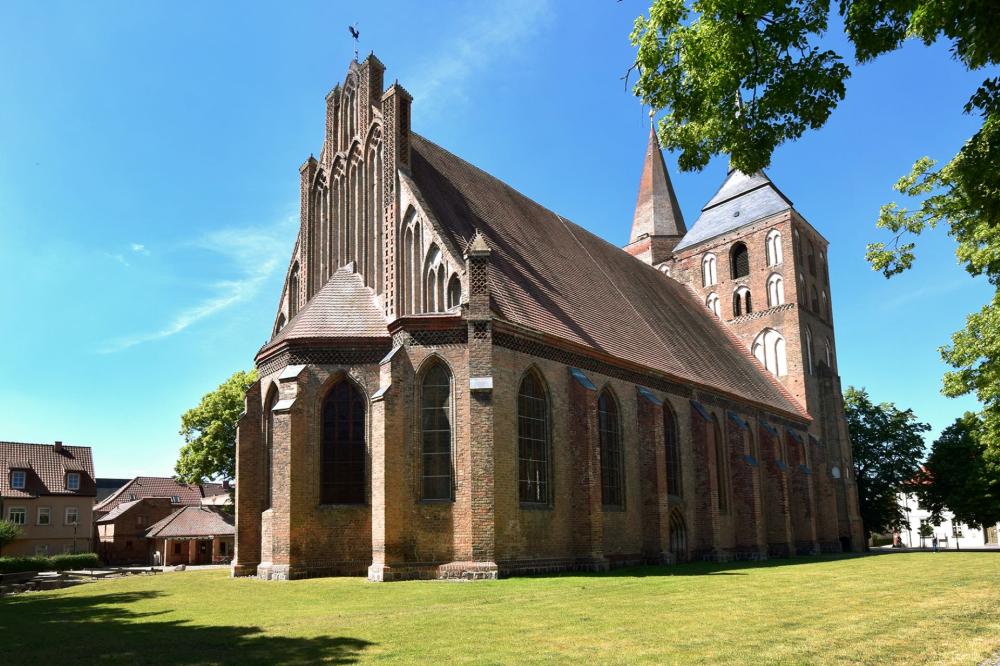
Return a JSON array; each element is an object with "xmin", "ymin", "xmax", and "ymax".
[{"xmin": 623, "ymin": 126, "xmax": 686, "ymax": 268}]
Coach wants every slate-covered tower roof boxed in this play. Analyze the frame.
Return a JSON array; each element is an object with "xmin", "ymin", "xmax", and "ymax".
[{"xmin": 624, "ymin": 126, "xmax": 686, "ymax": 266}]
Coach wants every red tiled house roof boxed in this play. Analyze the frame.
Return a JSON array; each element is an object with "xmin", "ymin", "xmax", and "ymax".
[
  {"xmin": 405, "ymin": 134, "xmax": 806, "ymax": 420},
  {"xmin": 95, "ymin": 477, "xmax": 227, "ymax": 515},
  {"xmin": 145, "ymin": 506, "xmax": 235, "ymax": 539},
  {"xmin": 0, "ymin": 441, "xmax": 96, "ymax": 498}
]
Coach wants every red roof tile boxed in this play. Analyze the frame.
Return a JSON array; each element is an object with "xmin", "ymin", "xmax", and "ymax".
[
  {"xmin": 0, "ymin": 442, "xmax": 96, "ymax": 498},
  {"xmin": 95, "ymin": 477, "xmax": 227, "ymax": 514},
  {"xmin": 145, "ymin": 506, "xmax": 235, "ymax": 539}
]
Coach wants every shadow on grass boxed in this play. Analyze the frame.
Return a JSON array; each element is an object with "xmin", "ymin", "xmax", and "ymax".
[
  {"xmin": 0, "ymin": 590, "xmax": 373, "ymax": 665},
  {"xmin": 526, "ymin": 553, "xmax": 870, "ymax": 579}
]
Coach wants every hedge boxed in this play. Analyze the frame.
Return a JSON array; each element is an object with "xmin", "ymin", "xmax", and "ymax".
[{"xmin": 0, "ymin": 553, "xmax": 101, "ymax": 574}]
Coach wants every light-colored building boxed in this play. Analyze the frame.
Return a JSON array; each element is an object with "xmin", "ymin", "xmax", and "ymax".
[
  {"xmin": 898, "ymin": 492, "xmax": 1000, "ymax": 549},
  {"xmin": 1, "ymin": 441, "xmax": 96, "ymax": 556}
]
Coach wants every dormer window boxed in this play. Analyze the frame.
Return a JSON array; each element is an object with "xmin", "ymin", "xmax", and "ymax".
[
  {"xmin": 10, "ymin": 470, "xmax": 26, "ymax": 490},
  {"xmin": 66, "ymin": 472, "xmax": 80, "ymax": 491},
  {"xmin": 128, "ymin": 493, "xmax": 137, "ymax": 501},
  {"xmin": 171, "ymin": 495, "xmax": 180, "ymax": 504}
]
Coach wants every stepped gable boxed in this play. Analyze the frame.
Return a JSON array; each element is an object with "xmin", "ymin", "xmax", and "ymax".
[
  {"xmin": 674, "ymin": 169, "xmax": 793, "ymax": 252},
  {"xmin": 407, "ymin": 133, "xmax": 805, "ymax": 419},
  {"xmin": 261, "ymin": 265, "xmax": 389, "ymax": 355}
]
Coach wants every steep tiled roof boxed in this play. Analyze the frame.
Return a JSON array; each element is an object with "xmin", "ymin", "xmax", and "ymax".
[
  {"xmin": 0, "ymin": 442, "xmax": 96, "ymax": 498},
  {"xmin": 95, "ymin": 477, "xmax": 226, "ymax": 514},
  {"xmin": 630, "ymin": 127, "xmax": 685, "ymax": 242},
  {"xmin": 674, "ymin": 169, "xmax": 793, "ymax": 251},
  {"xmin": 95, "ymin": 499, "xmax": 140, "ymax": 524},
  {"xmin": 408, "ymin": 135, "xmax": 805, "ymax": 419},
  {"xmin": 145, "ymin": 506, "xmax": 235, "ymax": 539},
  {"xmin": 261, "ymin": 265, "xmax": 389, "ymax": 354}
]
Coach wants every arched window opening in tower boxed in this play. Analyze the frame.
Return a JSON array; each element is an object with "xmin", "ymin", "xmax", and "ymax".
[
  {"xmin": 752, "ymin": 328, "xmax": 787, "ymax": 377},
  {"xmin": 421, "ymin": 362, "xmax": 453, "ymax": 501},
  {"xmin": 808, "ymin": 241, "xmax": 817, "ymax": 276},
  {"xmin": 706, "ymin": 292, "xmax": 721, "ymax": 318},
  {"xmin": 730, "ymin": 242, "xmax": 750, "ymax": 279},
  {"xmin": 518, "ymin": 370, "xmax": 550, "ymax": 504},
  {"xmin": 598, "ymin": 389, "xmax": 624, "ymax": 508},
  {"xmin": 702, "ymin": 253, "xmax": 717, "ymax": 287},
  {"xmin": 821, "ymin": 290, "xmax": 829, "ymax": 320},
  {"xmin": 767, "ymin": 273, "xmax": 784, "ymax": 307},
  {"xmin": 811, "ymin": 286, "xmax": 820, "ymax": 313},
  {"xmin": 320, "ymin": 380, "xmax": 366, "ymax": 505},
  {"xmin": 765, "ymin": 229, "xmax": 783, "ymax": 266},
  {"xmin": 733, "ymin": 286, "xmax": 752, "ymax": 317},
  {"xmin": 805, "ymin": 327, "xmax": 815, "ymax": 376}
]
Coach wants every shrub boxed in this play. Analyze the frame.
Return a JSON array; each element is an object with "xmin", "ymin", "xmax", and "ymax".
[{"xmin": 0, "ymin": 552, "xmax": 100, "ymax": 574}]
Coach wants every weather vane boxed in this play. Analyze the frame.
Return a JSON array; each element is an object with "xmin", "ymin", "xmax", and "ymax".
[{"xmin": 348, "ymin": 24, "xmax": 360, "ymax": 61}]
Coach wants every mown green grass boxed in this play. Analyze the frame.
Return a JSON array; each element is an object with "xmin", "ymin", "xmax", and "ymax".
[{"xmin": 1, "ymin": 553, "xmax": 998, "ymax": 664}]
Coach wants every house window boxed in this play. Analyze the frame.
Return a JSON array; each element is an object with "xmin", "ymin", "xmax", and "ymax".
[
  {"xmin": 598, "ymin": 389, "xmax": 624, "ymax": 509},
  {"xmin": 664, "ymin": 404, "xmax": 681, "ymax": 497},
  {"xmin": 706, "ymin": 292, "xmax": 721, "ymax": 318},
  {"xmin": 421, "ymin": 362, "xmax": 454, "ymax": 501},
  {"xmin": 730, "ymin": 242, "xmax": 750, "ymax": 279},
  {"xmin": 64, "ymin": 544, "xmax": 74, "ymax": 554},
  {"xmin": 8, "ymin": 507, "xmax": 25, "ymax": 524},
  {"xmin": 174, "ymin": 542, "xmax": 182, "ymax": 555},
  {"xmin": 37, "ymin": 507, "xmax": 51, "ymax": 526},
  {"xmin": 136, "ymin": 515, "xmax": 145, "ymax": 527},
  {"xmin": 702, "ymin": 253, "xmax": 718, "ymax": 287},
  {"xmin": 128, "ymin": 493, "xmax": 137, "ymax": 501},
  {"xmin": 220, "ymin": 541, "xmax": 227, "ymax": 555},
  {"xmin": 65, "ymin": 507, "xmax": 79, "ymax": 525},
  {"xmin": 765, "ymin": 229, "xmax": 783, "ymax": 266},
  {"xmin": 66, "ymin": 472, "xmax": 80, "ymax": 491},
  {"xmin": 320, "ymin": 380, "xmax": 367, "ymax": 504},
  {"xmin": 518, "ymin": 370, "xmax": 550, "ymax": 505},
  {"xmin": 10, "ymin": 470, "xmax": 26, "ymax": 489},
  {"xmin": 35, "ymin": 544, "xmax": 49, "ymax": 556}
]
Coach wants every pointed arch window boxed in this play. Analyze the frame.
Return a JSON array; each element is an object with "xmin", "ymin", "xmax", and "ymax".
[
  {"xmin": 730, "ymin": 242, "xmax": 750, "ymax": 279},
  {"xmin": 706, "ymin": 292, "xmax": 721, "ymax": 318},
  {"xmin": 320, "ymin": 380, "xmax": 366, "ymax": 504},
  {"xmin": 288, "ymin": 263, "xmax": 300, "ymax": 319},
  {"xmin": 702, "ymin": 253, "xmax": 717, "ymax": 287},
  {"xmin": 423, "ymin": 244, "xmax": 448, "ymax": 313},
  {"xmin": 598, "ymin": 389, "xmax": 624, "ymax": 508},
  {"xmin": 518, "ymin": 370, "xmax": 550, "ymax": 504},
  {"xmin": 752, "ymin": 328, "xmax": 787, "ymax": 377},
  {"xmin": 798, "ymin": 272, "xmax": 806, "ymax": 306},
  {"xmin": 421, "ymin": 362, "xmax": 453, "ymax": 501},
  {"xmin": 447, "ymin": 273, "xmax": 461, "ymax": 309},
  {"xmin": 825, "ymin": 338, "xmax": 834, "ymax": 369},
  {"xmin": 664, "ymin": 403, "xmax": 681, "ymax": 497},
  {"xmin": 263, "ymin": 386, "xmax": 278, "ymax": 510},
  {"xmin": 805, "ymin": 327, "xmax": 815, "ymax": 375},
  {"xmin": 767, "ymin": 273, "xmax": 784, "ymax": 307},
  {"xmin": 273, "ymin": 313, "xmax": 286, "ymax": 337},
  {"xmin": 821, "ymin": 290, "xmax": 829, "ymax": 320},
  {"xmin": 712, "ymin": 415, "xmax": 729, "ymax": 514},
  {"xmin": 733, "ymin": 286, "xmax": 752, "ymax": 317},
  {"xmin": 765, "ymin": 229, "xmax": 783, "ymax": 266},
  {"xmin": 811, "ymin": 285, "xmax": 820, "ymax": 312}
]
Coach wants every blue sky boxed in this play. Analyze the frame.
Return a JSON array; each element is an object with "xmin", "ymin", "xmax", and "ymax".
[{"xmin": 0, "ymin": 1, "xmax": 991, "ymax": 478}]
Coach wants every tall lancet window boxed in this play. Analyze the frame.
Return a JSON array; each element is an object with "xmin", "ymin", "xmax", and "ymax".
[
  {"xmin": 423, "ymin": 244, "xmax": 447, "ymax": 313},
  {"xmin": 288, "ymin": 263, "xmax": 300, "ymax": 319},
  {"xmin": 518, "ymin": 370, "xmax": 550, "ymax": 504},
  {"xmin": 263, "ymin": 386, "xmax": 278, "ymax": 510},
  {"xmin": 702, "ymin": 253, "xmax": 718, "ymax": 287},
  {"xmin": 320, "ymin": 380, "xmax": 366, "ymax": 505},
  {"xmin": 598, "ymin": 389, "xmax": 624, "ymax": 508},
  {"xmin": 767, "ymin": 273, "xmax": 784, "ymax": 307},
  {"xmin": 730, "ymin": 242, "xmax": 750, "ymax": 279},
  {"xmin": 421, "ymin": 362, "xmax": 453, "ymax": 501},
  {"xmin": 765, "ymin": 229, "xmax": 783, "ymax": 266}
]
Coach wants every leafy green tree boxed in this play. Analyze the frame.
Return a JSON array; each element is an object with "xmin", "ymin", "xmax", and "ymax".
[
  {"xmin": 631, "ymin": 0, "xmax": 1000, "ymax": 456},
  {"xmin": 0, "ymin": 519, "xmax": 23, "ymax": 556},
  {"xmin": 915, "ymin": 412, "xmax": 1000, "ymax": 530},
  {"xmin": 175, "ymin": 369, "xmax": 258, "ymax": 484},
  {"xmin": 844, "ymin": 386, "xmax": 930, "ymax": 539}
]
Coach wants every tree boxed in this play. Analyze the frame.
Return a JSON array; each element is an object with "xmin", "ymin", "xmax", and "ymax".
[
  {"xmin": 175, "ymin": 369, "xmax": 258, "ymax": 484},
  {"xmin": 915, "ymin": 412, "xmax": 1000, "ymax": 531},
  {"xmin": 0, "ymin": 519, "xmax": 23, "ymax": 557},
  {"xmin": 843, "ymin": 386, "xmax": 930, "ymax": 539},
  {"xmin": 631, "ymin": 0, "xmax": 1000, "ymax": 457}
]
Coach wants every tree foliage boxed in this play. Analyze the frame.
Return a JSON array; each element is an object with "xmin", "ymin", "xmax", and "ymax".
[
  {"xmin": 844, "ymin": 386, "xmax": 930, "ymax": 536},
  {"xmin": 915, "ymin": 412, "xmax": 1000, "ymax": 529},
  {"xmin": 0, "ymin": 519, "xmax": 22, "ymax": 556},
  {"xmin": 175, "ymin": 369, "xmax": 257, "ymax": 484},
  {"xmin": 631, "ymin": 0, "xmax": 1000, "ymax": 457}
]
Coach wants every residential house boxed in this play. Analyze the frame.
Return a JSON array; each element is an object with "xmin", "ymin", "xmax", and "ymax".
[
  {"xmin": 1, "ymin": 441, "xmax": 96, "ymax": 556},
  {"xmin": 95, "ymin": 497, "xmax": 175, "ymax": 564},
  {"xmin": 146, "ymin": 506, "xmax": 235, "ymax": 566}
]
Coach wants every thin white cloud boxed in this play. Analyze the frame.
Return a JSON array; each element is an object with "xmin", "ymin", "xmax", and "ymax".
[
  {"xmin": 130, "ymin": 243, "xmax": 150, "ymax": 256},
  {"xmin": 406, "ymin": 0, "xmax": 553, "ymax": 116},
  {"xmin": 99, "ymin": 217, "xmax": 295, "ymax": 353},
  {"xmin": 882, "ymin": 277, "xmax": 967, "ymax": 310},
  {"xmin": 107, "ymin": 252, "xmax": 130, "ymax": 267}
]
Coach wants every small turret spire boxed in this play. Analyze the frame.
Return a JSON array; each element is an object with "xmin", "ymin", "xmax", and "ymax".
[{"xmin": 629, "ymin": 121, "xmax": 686, "ymax": 245}]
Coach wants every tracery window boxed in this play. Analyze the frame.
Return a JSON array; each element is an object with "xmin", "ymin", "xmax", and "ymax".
[
  {"xmin": 288, "ymin": 263, "xmax": 300, "ymax": 319},
  {"xmin": 598, "ymin": 389, "xmax": 624, "ymax": 508},
  {"xmin": 320, "ymin": 380, "xmax": 366, "ymax": 505},
  {"xmin": 706, "ymin": 292, "xmax": 721, "ymax": 318},
  {"xmin": 447, "ymin": 274, "xmax": 461, "ymax": 309},
  {"xmin": 421, "ymin": 362, "xmax": 453, "ymax": 501},
  {"xmin": 664, "ymin": 403, "xmax": 681, "ymax": 497},
  {"xmin": 752, "ymin": 328, "xmax": 787, "ymax": 377},
  {"xmin": 767, "ymin": 273, "xmax": 784, "ymax": 307},
  {"xmin": 765, "ymin": 229, "xmax": 783, "ymax": 266},
  {"xmin": 702, "ymin": 253, "xmax": 718, "ymax": 287},
  {"xmin": 730, "ymin": 242, "xmax": 750, "ymax": 279},
  {"xmin": 423, "ymin": 244, "xmax": 448, "ymax": 313},
  {"xmin": 264, "ymin": 386, "xmax": 278, "ymax": 509},
  {"xmin": 518, "ymin": 370, "xmax": 550, "ymax": 504}
]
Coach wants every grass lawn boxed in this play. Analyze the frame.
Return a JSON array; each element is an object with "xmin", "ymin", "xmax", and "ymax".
[{"xmin": 2, "ymin": 553, "xmax": 999, "ymax": 664}]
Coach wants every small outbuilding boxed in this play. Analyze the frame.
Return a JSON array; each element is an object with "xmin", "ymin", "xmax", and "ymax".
[{"xmin": 145, "ymin": 506, "xmax": 235, "ymax": 566}]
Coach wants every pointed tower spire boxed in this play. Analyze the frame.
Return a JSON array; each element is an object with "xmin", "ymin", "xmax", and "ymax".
[{"xmin": 625, "ymin": 118, "xmax": 687, "ymax": 266}]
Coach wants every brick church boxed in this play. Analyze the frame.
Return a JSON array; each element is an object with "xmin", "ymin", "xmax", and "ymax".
[{"xmin": 232, "ymin": 55, "xmax": 864, "ymax": 581}]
